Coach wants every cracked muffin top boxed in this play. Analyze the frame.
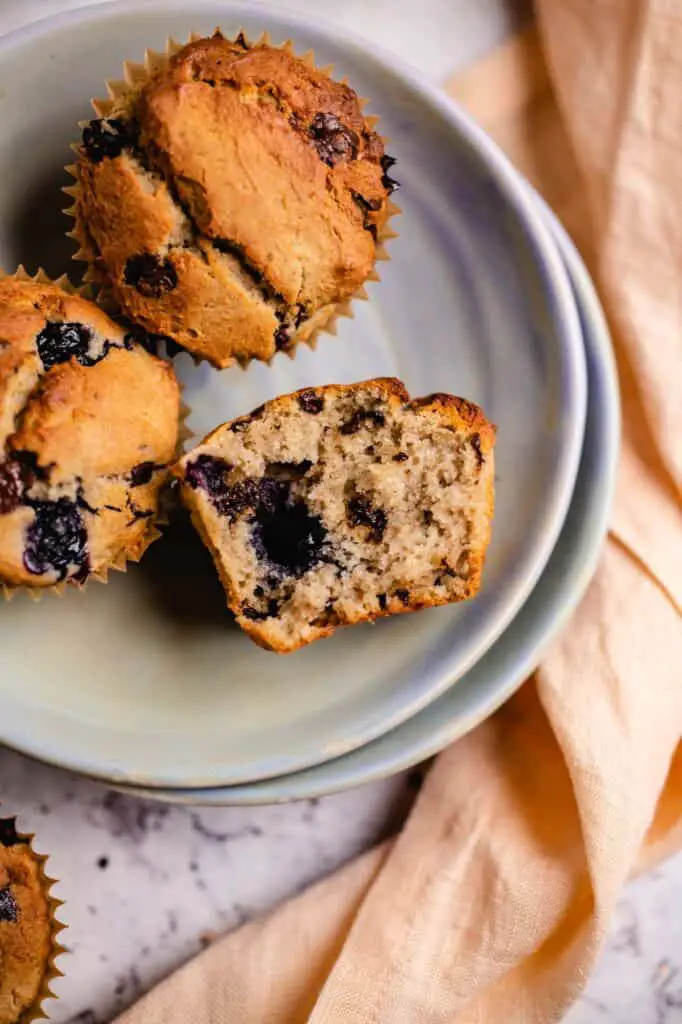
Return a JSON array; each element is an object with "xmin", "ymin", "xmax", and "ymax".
[
  {"xmin": 0, "ymin": 278, "xmax": 180, "ymax": 589},
  {"xmin": 0, "ymin": 819, "xmax": 54, "ymax": 1024},
  {"xmin": 74, "ymin": 32, "xmax": 398, "ymax": 368}
]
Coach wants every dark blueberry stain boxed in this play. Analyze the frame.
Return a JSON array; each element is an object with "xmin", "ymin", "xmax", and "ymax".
[
  {"xmin": 0, "ymin": 819, "xmax": 23, "ymax": 847},
  {"xmin": 308, "ymin": 112, "xmax": 358, "ymax": 166},
  {"xmin": 297, "ymin": 390, "xmax": 323, "ymax": 414},
  {"xmin": 0, "ymin": 885, "xmax": 18, "ymax": 923},
  {"xmin": 377, "ymin": 592, "xmax": 388, "ymax": 611},
  {"xmin": 347, "ymin": 495, "xmax": 387, "ymax": 542},
  {"xmin": 36, "ymin": 321, "xmax": 97, "ymax": 370},
  {"xmin": 185, "ymin": 455, "xmax": 231, "ymax": 498},
  {"xmin": 380, "ymin": 153, "xmax": 400, "ymax": 193},
  {"xmin": 81, "ymin": 118, "xmax": 136, "ymax": 163},
  {"xmin": 340, "ymin": 408, "xmax": 386, "ymax": 435},
  {"xmin": 251, "ymin": 494, "xmax": 327, "ymax": 578},
  {"xmin": 130, "ymin": 462, "xmax": 159, "ymax": 487},
  {"xmin": 242, "ymin": 599, "xmax": 280, "ymax": 621},
  {"xmin": 0, "ymin": 460, "xmax": 26, "ymax": 514},
  {"xmin": 23, "ymin": 498, "xmax": 88, "ymax": 581},
  {"xmin": 393, "ymin": 451, "xmax": 408, "ymax": 462},
  {"xmin": 395, "ymin": 588, "xmax": 410, "ymax": 605},
  {"xmin": 422, "ymin": 509, "xmax": 434, "ymax": 527},
  {"xmin": 124, "ymin": 254, "xmax": 178, "ymax": 298},
  {"xmin": 274, "ymin": 322, "xmax": 293, "ymax": 351}
]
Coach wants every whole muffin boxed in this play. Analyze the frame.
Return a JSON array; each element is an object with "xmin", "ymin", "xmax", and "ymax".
[
  {"xmin": 73, "ymin": 31, "xmax": 398, "ymax": 368},
  {"xmin": 0, "ymin": 277, "xmax": 180, "ymax": 590},
  {"xmin": 0, "ymin": 819, "xmax": 58, "ymax": 1024}
]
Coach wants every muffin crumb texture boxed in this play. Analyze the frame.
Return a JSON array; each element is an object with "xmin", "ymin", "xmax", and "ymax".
[
  {"xmin": 0, "ymin": 277, "xmax": 180, "ymax": 590},
  {"xmin": 174, "ymin": 378, "xmax": 495, "ymax": 652},
  {"xmin": 74, "ymin": 32, "xmax": 397, "ymax": 368},
  {"xmin": 0, "ymin": 819, "xmax": 56, "ymax": 1024}
]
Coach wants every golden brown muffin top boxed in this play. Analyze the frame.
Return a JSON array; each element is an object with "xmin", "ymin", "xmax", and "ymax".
[
  {"xmin": 0, "ymin": 820, "xmax": 54, "ymax": 1024},
  {"xmin": 0, "ymin": 278, "xmax": 180, "ymax": 588},
  {"xmin": 75, "ymin": 33, "xmax": 398, "ymax": 367}
]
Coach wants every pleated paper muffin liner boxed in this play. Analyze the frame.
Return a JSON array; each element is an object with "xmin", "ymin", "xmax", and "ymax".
[
  {"xmin": 0, "ymin": 266, "xmax": 188, "ymax": 602},
  {"xmin": 64, "ymin": 27, "xmax": 400, "ymax": 371},
  {"xmin": 0, "ymin": 811, "xmax": 65, "ymax": 1024}
]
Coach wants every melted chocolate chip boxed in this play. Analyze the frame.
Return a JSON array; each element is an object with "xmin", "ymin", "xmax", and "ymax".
[
  {"xmin": 23, "ymin": 498, "xmax": 89, "ymax": 581},
  {"xmin": 81, "ymin": 118, "xmax": 135, "ymax": 163},
  {"xmin": 0, "ymin": 886, "xmax": 18, "ymax": 924},
  {"xmin": 340, "ymin": 408, "xmax": 386, "ymax": 435},
  {"xmin": 36, "ymin": 321, "xmax": 96, "ymax": 370},
  {"xmin": 124, "ymin": 254, "xmax": 178, "ymax": 298},
  {"xmin": 308, "ymin": 112, "xmax": 358, "ymax": 166},
  {"xmin": 297, "ymin": 390, "xmax": 324, "ymax": 415},
  {"xmin": 185, "ymin": 455, "xmax": 231, "ymax": 498},
  {"xmin": 347, "ymin": 495, "xmax": 387, "ymax": 542}
]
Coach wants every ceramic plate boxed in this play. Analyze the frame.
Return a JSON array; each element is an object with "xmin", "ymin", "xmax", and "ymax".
[
  {"xmin": 116, "ymin": 197, "xmax": 620, "ymax": 803},
  {"xmin": 0, "ymin": 2, "xmax": 586, "ymax": 787}
]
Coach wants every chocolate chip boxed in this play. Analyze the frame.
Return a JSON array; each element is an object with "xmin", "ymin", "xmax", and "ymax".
[
  {"xmin": 392, "ymin": 452, "xmax": 408, "ymax": 462},
  {"xmin": 0, "ymin": 885, "xmax": 18, "ymax": 923},
  {"xmin": 395, "ymin": 588, "xmax": 410, "ymax": 605},
  {"xmin": 347, "ymin": 495, "xmax": 387, "ymax": 542},
  {"xmin": 308, "ymin": 112, "xmax": 358, "ymax": 166},
  {"xmin": 36, "ymin": 321, "xmax": 96, "ymax": 370},
  {"xmin": 340, "ymin": 408, "xmax": 386, "ymax": 435},
  {"xmin": 81, "ymin": 118, "xmax": 135, "ymax": 163},
  {"xmin": 297, "ymin": 390, "xmax": 324, "ymax": 415},
  {"xmin": 124, "ymin": 254, "xmax": 178, "ymax": 298},
  {"xmin": 23, "ymin": 498, "xmax": 89, "ymax": 582}
]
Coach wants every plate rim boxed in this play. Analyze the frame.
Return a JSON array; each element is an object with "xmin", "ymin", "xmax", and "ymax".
[
  {"xmin": 112, "ymin": 194, "xmax": 621, "ymax": 803},
  {"xmin": 0, "ymin": 0, "xmax": 588, "ymax": 787}
]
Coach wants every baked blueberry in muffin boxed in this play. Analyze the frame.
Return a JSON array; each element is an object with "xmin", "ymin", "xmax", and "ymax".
[
  {"xmin": 73, "ymin": 32, "xmax": 397, "ymax": 368},
  {"xmin": 0, "ymin": 818, "xmax": 57, "ymax": 1024},
  {"xmin": 0, "ymin": 277, "xmax": 180, "ymax": 590},
  {"xmin": 173, "ymin": 379, "xmax": 495, "ymax": 652}
]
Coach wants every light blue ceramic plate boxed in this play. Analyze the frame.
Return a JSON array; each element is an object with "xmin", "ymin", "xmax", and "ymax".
[
  {"xmin": 0, "ymin": 2, "xmax": 586, "ymax": 788},
  {"xmin": 116, "ymin": 197, "xmax": 620, "ymax": 803}
]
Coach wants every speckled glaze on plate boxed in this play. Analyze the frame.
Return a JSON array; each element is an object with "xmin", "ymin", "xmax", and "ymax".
[
  {"xmin": 114, "ymin": 198, "xmax": 620, "ymax": 803},
  {"xmin": 0, "ymin": 1, "xmax": 585, "ymax": 788}
]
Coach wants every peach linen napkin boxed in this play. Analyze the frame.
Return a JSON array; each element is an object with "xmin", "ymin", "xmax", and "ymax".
[{"xmin": 118, "ymin": 2, "xmax": 682, "ymax": 1021}]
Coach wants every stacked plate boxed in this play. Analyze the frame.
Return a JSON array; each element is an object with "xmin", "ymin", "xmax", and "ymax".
[{"xmin": 0, "ymin": 1, "xmax": 619, "ymax": 805}]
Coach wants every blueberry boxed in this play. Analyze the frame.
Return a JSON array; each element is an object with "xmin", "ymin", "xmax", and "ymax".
[
  {"xmin": 297, "ymin": 390, "xmax": 323, "ymax": 415},
  {"xmin": 81, "ymin": 118, "xmax": 135, "ymax": 163},
  {"xmin": 274, "ymin": 323, "xmax": 293, "ymax": 351},
  {"xmin": 185, "ymin": 455, "xmax": 231, "ymax": 498},
  {"xmin": 252, "ymin": 498, "xmax": 327, "ymax": 577},
  {"xmin": 23, "ymin": 498, "xmax": 89, "ymax": 582},
  {"xmin": 380, "ymin": 154, "xmax": 400, "ymax": 193},
  {"xmin": 0, "ymin": 460, "xmax": 25, "ymax": 514},
  {"xmin": 395, "ymin": 588, "xmax": 410, "ymax": 605},
  {"xmin": 308, "ymin": 113, "xmax": 358, "ymax": 166},
  {"xmin": 124, "ymin": 254, "xmax": 178, "ymax": 298},
  {"xmin": 346, "ymin": 495, "xmax": 387, "ymax": 542},
  {"xmin": 392, "ymin": 452, "xmax": 408, "ymax": 462},
  {"xmin": 36, "ymin": 321, "xmax": 96, "ymax": 370},
  {"xmin": 340, "ymin": 408, "xmax": 386, "ymax": 435},
  {"xmin": 0, "ymin": 886, "xmax": 18, "ymax": 924},
  {"xmin": 242, "ymin": 599, "xmax": 280, "ymax": 621},
  {"xmin": 130, "ymin": 462, "xmax": 158, "ymax": 487}
]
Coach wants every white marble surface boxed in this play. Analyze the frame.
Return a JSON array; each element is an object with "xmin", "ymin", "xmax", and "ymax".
[{"xmin": 1, "ymin": 2, "xmax": 681, "ymax": 1023}]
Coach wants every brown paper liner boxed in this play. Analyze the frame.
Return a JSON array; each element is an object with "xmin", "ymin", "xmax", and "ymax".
[
  {"xmin": 63, "ymin": 28, "xmax": 400, "ymax": 370},
  {"xmin": 0, "ymin": 266, "xmax": 188, "ymax": 602},
  {"xmin": 0, "ymin": 812, "xmax": 65, "ymax": 1024}
]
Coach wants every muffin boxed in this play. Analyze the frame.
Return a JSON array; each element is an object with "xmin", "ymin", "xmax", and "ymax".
[
  {"xmin": 71, "ymin": 31, "xmax": 398, "ymax": 368},
  {"xmin": 173, "ymin": 378, "xmax": 495, "ymax": 652},
  {"xmin": 0, "ymin": 276, "xmax": 180, "ymax": 591},
  {"xmin": 0, "ymin": 818, "xmax": 61, "ymax": 1024}
]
